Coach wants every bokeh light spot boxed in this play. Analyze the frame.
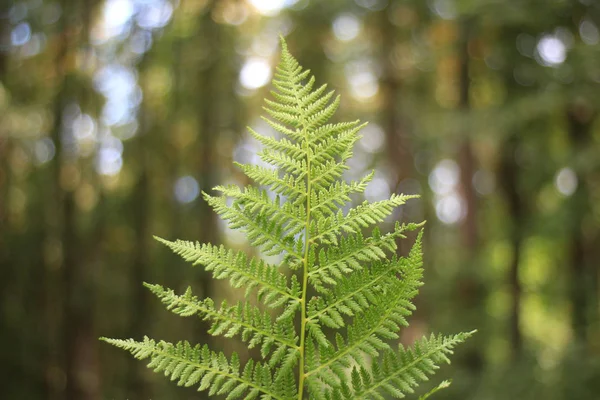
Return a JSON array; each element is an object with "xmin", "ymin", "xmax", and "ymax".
[
  {"xmin": 429, "ymin": 0, "xmax": 456, "ymax": 20},
  {"xmin": 435, "ymin": 193, "xmax": 464, "ymax": 225},
  {"xmin": 429, "ymin": 159, "xmax": 459, "ymax": 195},
  {"xmin": 537, "ymin": 35, "xmax": 566, "ymax": 66},
  {"xmin": 99, "ymin": 0, "xmax": 134, "ymax": 41},
  {"xmin": 365, "ymin": 176, "xmax": 391, "ymax": 202},
  {"xmin": 345, "ymin": 61, "xmax": 380, "ymax": 101},
  {"xmin": 96, "ymin": 136, "xmax": 124, "ymax": 176},
  {"xmin": 9, "ymin": 3, "xmax": 28, "ymax": 23},
  {"xmin": 174, "ymin": 176, "xmax": 200, "ymax": 204},
  {"xmin": 34, "ymin": 138, "xmax": 56, "ymax": 165},
  {"xmin": 73, "ymin": 114, "xmax": 96, "ymax": 140},
  {"xmin": 130, "ymin": 30, "xmax": 153, "ymax": 54},
  {"xmin": 240, "ymin": 58, "xmax": 272, "ymax": 90},
  {"xmin": 358, "ymin": 123, "xmax": 385, "ymax": 153},
  {"xmin": 11, "ymin": 22, "xmax": 31, "ymax": 46},
  {"xmin": 579, "ymin": 19, "xmax": 599, "ymax": 45},
  {"xmin": 332, "ymin": 13, "xmax": 361, "ymax": 42},
  {"xmin": 136, "ymin": 1, "xmax": 173, "ymax": 29},
  {"xmin": 20, "ymin": 33, "xmax": 45, "ymax": 58},
  {"xmin": 249, "ymin": 0, "xmax": 286, "ymax": 16},
  {"xmin": 555, "ymin": 167, "xmax": 577, "ymax": 196}
]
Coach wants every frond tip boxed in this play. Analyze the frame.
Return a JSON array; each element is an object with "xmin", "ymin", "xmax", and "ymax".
[{"xmin": 102, "ymin": 36, "xmax": 474, "ymax": 399}]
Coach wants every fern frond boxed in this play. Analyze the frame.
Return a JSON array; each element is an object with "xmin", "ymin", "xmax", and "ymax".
[
  {"xmin": 145, "ymin": 284, "xmax": 299, "ymax": 358},
  {"xmin": 311, "ymin": 122, "xmax": 365, "ymax": 165},
  {"xmin": 305, "ymin": 95, "xmax": 341, "ymax": 130},
  {"xmin": 261, "ymin": 149, "xmax": 306, "ymax": 176},
  {"xmin": 214, "ymin": 185, "xmax": 305, "ymax": 236},
  {"xmin": 309, "ymin": 159, "xmax": 351, "ymax": 192},
  {"xmin": 248, "ymin": 126, "xmax": 305, "ymax": 159},
  {"xmin": 234, "ymin": 163, "xmax": 306, "ymax": 205},
  {"xmin": 100, "ymin": 336, "xmax": 292, "ymax": 400},
  {"xmin": 306, "ymin": 279, "xmax": 420, "ymax": 387},
  {"xmin": 309, "ymin": 222, "xmax": 424, "ymax": 291},
  {"xmin": 299, "ymin": 82, "xmax": 328, "ymax": 110},
  {"xmin": 351, "ymin": 332, "xmax": 475, "ymax": 399},
  {"xmin": 264, "ymin": 106, "xmax": 303, "ymax": 129},
  {"xmin": 306, "ymin": 233, "xmax": 426, "ymax": 388},
  {"xmin": 308, "ymin": 121, "xmax": 362, "ymax": 147},
  {"xmin": 153, "ymin": 237, "xmax": 300, "ymax": 307},
  {"xmin": 103, "ymin": 36, "xmax": 473, "ymax": 399},
  {"xmin": 261, "ymin": 116, "xmax": 304, "ymax": 141},
  {"xmin": 311, "ymin": 194, "xmax": 419, "ymax": 245},
  {"xmin": 308, "ymin": 228, "xmax": 424, "ymax": 327},
  {"xmin": 310, "ymin": 173, "xmax": 373, "ymax": 218},
  {"xmin": 204, "ymin": 193, "xmax": 304, "ymax": 260},
  {"xmin": 264, "ymin": 98, "xmax": 301, "ymax": 117}
]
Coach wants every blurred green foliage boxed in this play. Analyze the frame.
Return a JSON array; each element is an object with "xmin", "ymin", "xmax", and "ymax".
[{"xmin": 0, "ymin": 0, "xmax": 599, "ymax": 399}]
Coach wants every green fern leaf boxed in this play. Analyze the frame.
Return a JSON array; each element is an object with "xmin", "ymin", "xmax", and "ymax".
[
  {"xmin": 353, "ymin": 331, "xmax": 476, "ymax": 399},
  {"xmin": 102, "ymin": 36, "xmax": 473, "ymax": 399},
  {"xmin": 145, "ymin": 283, "xmax": 298, "ymax": 356},
  {"xmin": 100, "ymin": 336, "xmax": 291, "ymax": 400}
]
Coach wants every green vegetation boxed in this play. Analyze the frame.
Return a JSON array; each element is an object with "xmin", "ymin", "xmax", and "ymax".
[{"xmin": 102, "ymin": 39, "xmax": 473, "ymax": 399}]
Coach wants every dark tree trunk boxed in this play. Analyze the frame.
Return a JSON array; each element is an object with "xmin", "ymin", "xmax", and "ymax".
[
  {"xmin": 128, "ymin": 51, "xmax": 152, "ymax": 399},
  {"xmin": 168, "ymin": 17, "xmax": 185, "ymax": 244},
  {"xmin": 457, "ymin": 21, "xmax": 478, "ymax": 252},
  {"xmin": 0, "ymin": 4, "xmax": 8, "ymax": 232},
  {"xmin": 499, "ymin": 135, "xmax": 524, "ymax": 359},
  {"xmin": 566, "ymin": 104, "xmax": 596, "ymax": 344},
  {"xmin": 197, "ymin": 4, "xmax": 220, "ymax": 248},
  {"xmin": 454, "ymin": 18, "xmax": 485, "ymax": 373},
  {"xmin": 63, "ymin": 188, "xmax": 80, "ymax": 400},
  {"xmin": 45, "ymin": 0, "xmax": 76, "ymax": 397},
  {"xmin": 65, "ymin": 0, "xmax": 102, "ymax": 397},
  {"xmin": 195, "ymin": 4, "xmax": 221, "ymax": 297},
  {"xmin": 378, "ymin": 8, "xmax": 416, "ymax": 256}
]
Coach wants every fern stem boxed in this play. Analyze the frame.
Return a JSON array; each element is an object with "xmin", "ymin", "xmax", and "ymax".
[
  {"xmin": 298, "ymin": 117, "xmax": 312, "ymax": 400},
  {"xmin": 298, "ymin": 244, "xmax": 309, "ymax": 399}
]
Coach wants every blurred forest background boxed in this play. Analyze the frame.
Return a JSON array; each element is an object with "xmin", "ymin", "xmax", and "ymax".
[{"xmin": 1, "ymin": 0, "xmax": 600, "ymax": 399}]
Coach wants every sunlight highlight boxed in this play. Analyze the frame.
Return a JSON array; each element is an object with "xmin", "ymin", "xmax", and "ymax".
[
  {"xmin": 555, "ymin": 167, "xmax": 577, "ymax": 196},
  {"xmin": 174, "ymin": 176, "xmax": 200, "ymax": 204},
  {"xmin": 332, "ymin": 13, "xmax": 361, "ymax": 42},
  {"xmin": 240, "ymin": 58, "xmax": 272, "ymax": 90},
  {"xmin": 248, "ymin": 0, "xmax": 286, "ymax": 16},
  {"xmin": 537, "ymin": 35, "xmax": 566, "ymax": 66}
]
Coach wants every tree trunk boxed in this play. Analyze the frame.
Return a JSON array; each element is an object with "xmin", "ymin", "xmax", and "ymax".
[
  {"xmin": 195, "ymin": 3, "xmax": 221, "ymax": 292},
  {"xmin": 457, "ymin": 21, "xmax": 478, "ymax": 253},
  {"xmin": 499, "ymin": 134, "xmax": 524, "ymax": 359},
  {"xmin": 45, "ymin": 0, "xmax": 76, "ymax": 397},
  {"xmin": 65, "ymin": 0, "xmax": 102, "ymax": 397},
  {"xmin": 128, "ymin": 51, "xmax": 152, "ymax": 399},
  {"xmin": 566, "ymin": 104, "xmax": 596, "ymax": 344},
  {"xmin": 378, "ymin": 8, "xmax": 415, "ymax": 255},
  {"xmin": 455, "ymin": 18, "xmax": 485, "ymax": 372}
]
